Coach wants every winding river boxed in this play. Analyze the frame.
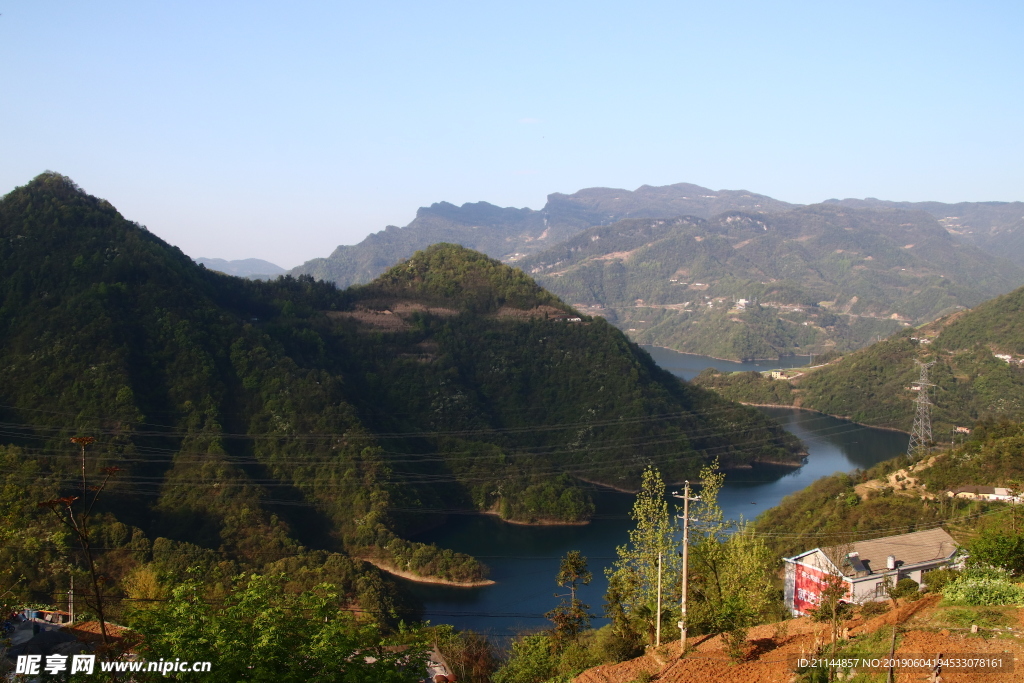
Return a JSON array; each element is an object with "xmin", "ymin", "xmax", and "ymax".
[{"xmin": 403, "ymin": 347, "xmax": 909, "ymax": 638}]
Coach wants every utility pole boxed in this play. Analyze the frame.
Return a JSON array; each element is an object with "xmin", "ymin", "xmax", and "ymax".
[
  {"xmin": 672, "ymin": 481, "xmax": 700, "ymax": 656},
  {"xmin": 655, "ymin": 552, "xmax": 662, "ymax": 647},
  {"xmin": 907, "ymin": 360, "xmax": 937, "ymax": 458}
]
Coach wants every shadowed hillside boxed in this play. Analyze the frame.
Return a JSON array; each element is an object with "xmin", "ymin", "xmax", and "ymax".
[{"xmin": 0, "ymin": 173, "xmax": 801, "ymax": 616}]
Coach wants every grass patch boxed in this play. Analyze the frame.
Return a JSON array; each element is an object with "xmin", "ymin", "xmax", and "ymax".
[
  {"xmin": 939, "ymin": 606, "xmax": 1011, "ymax": 629},
  {"xmin": 797, "ymin": 627, "xmax": 900, "ymax": 683}
]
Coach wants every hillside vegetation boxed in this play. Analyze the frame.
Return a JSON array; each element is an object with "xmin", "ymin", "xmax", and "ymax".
[
  {"xmin": 522, "ymin": 207, "xmax": 1024, "ymax": 360},
  {"xmin": 693, "ymin": 283, "xmax": 1024, "ymax": 433},
  {"xmin": 755, "ymin": 419, "xmax": 1024, "ymax": 558},
  {"xmin": 829, "ymin": 196, "xmax": 1024, "ymax": 267},
  {"xmin": 0, "ymin": 173, "xmax": 799, "ymax": 617},
  {"xmin": 291, "ymin": 182, "xmax": 1024, "ymax": 362},
  {"xmin": 290, "ymin": 183, "xmax": 796, "ymax": 288}
]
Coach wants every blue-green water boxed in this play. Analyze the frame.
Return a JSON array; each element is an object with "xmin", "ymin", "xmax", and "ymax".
[{"xmin": 405, "ymin": 348, "xmax": 908, "ymax": 638}]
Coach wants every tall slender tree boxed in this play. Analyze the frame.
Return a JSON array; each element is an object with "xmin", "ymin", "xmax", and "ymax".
[
  {"xmin": 546, "ymin": 551, "xmax": 592, "ymax": 647},
  {"xmin": 605, "ymin": 466, "xmax": 679, "ymax": 644},
  {"xmin": 688, "ymin": 459, "xmax": 778, "ymax": 648}
]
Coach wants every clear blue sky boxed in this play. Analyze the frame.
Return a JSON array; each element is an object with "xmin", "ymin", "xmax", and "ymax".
[{"xmin": 2, "ymin": 1, "xmax": 1021, "ymax": 268}]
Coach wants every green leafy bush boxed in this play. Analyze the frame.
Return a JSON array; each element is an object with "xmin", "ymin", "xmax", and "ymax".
[
  {"xmin": 858, "ymin": 601, "xmax": 890, "ymax": 618},
  {"xmin": 942, "ymin": 566, "xmax": 1024, "ymax": 606},
  {"xmin": 889, "ymin": 577, "xmax": 920, "ymax": 599},
  {"xmin": 922, "ymin": 567, "xmax": 960, "ymax": 593}
]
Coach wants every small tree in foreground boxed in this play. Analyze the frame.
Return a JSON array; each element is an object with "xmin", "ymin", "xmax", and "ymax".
[
  {"xmin": 130, "ymin": 573, "xmax": 429, "ymax": 682},
  {"xmin": 604, "ymin": 467, "xmax": 678, "ymax": 646},
  {"xmin": 546, "ymin": 551, "xmax": 593, "ymax": 648}
]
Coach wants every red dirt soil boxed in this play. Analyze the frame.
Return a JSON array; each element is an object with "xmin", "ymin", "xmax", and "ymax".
[{"xmin": 573, "ymin": 597, "xmax": 1024, "ymax": 683}]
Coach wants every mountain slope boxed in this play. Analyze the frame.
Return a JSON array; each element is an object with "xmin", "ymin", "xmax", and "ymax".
[
  {"xmin": 520, "ymin": 205, "xmax": 1024, "ymax": 359},
  {"xmin": 289, "ymin": 183, "xmax": 797, "ymax": 288},
  {"xmin": 694, "ymin": 283, "xmax": 1024, "ymax": 433},
  {"xmin": 0, "ymin": 174, "xmax": 801, "ymax": 612},
  {"xmin": 323, "ymin": 243, "xmax": 804, "ymax": 506},
  {"xmin": 827, "ymin": 197, "xmax": 1024, "ymax": 267}
]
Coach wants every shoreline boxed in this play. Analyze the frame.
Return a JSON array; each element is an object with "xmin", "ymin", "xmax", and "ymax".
[
  {"xmin": 642, "ymin": 344, "xmax": 812, "ymax": 365},
  {"xmin": 744, "ymin": 402, "xmax": 910, "ymax": 434},
  {"xmin": 575, "ymin": 475, "xmax": 639, "ymax": 495},
  {"xmin": 481, "ymin": 509, "xmax": 590, "ymax": 526},
  {"xmin": 360, "ymin": 557, "xmax": 496, "ymax": 588}
]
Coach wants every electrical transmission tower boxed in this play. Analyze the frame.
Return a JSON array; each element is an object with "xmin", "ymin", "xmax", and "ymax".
[{"xmin": 907, "ymin": 360, "xmax": 936, "ymax": 458}]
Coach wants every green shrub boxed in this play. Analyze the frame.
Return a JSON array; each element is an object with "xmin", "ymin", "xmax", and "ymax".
[
  {"xmin": 943, "ymin": 566, "xmax": 1024, "ymax": 606},
  {"xmin": 966, "ymin": 529, "xmax": 1024, "ymax": 575},
  {"xmin": 722, "ymin": 627, "xmax": 748, "ymax": 662},
  {"xmin": 593, "ymin": 624, "xmax": 643, "ymax": 663},
  {"xmin": 889, "ymin": 577, "xmax": 920, "ymax": 599},
  {"xmin": 809, "ymin": 599, "xmax": 853, "ymax": 623},
  {"xmin": 858, "ymin": 601, "xmax": 890, "ymax": 618},
  {"xmin": 923, "ymin": 567, "xmax": 960, "ymax": 593}
]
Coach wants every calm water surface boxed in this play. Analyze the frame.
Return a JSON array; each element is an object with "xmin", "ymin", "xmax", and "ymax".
[
  {"xmin": 641, "ymin": 345, "xmax": 812, "ymax": 379},
  {"xmin": 405, "ymin": 348, "xmax": 909, "ymax": 637}
]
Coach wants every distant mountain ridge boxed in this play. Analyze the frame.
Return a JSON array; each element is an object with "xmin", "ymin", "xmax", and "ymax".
[
  {"xmin": 289, "ymin": 182, "xmax": 797, "ymax": 288},
  {"xmin": 195, "ymin": 256, "xmax": 285, "ymax": 278},
  {"xmin": 825, "ymin": 197, "xmax": 1024, "ymax": 267},
  {"xmin": 288, "ymin": 182, "xmax": 1024, "ymax": 360},
  {"xmin": 520, "ymin": 205, "xmax": 1024, "ymax": 359},
  {"xmin": 290, "ymin": 182, "xmax": 1024, "ymax": 290}
]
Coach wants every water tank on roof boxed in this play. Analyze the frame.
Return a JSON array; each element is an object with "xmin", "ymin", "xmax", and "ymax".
[{"xmin": 886, "ymin": 555, "xmax": 896, "ymax": 570}]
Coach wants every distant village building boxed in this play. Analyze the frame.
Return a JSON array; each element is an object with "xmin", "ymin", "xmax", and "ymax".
[
  {"xmin": 769, "ymin": 371, "xmax": 785, "ymax": 380},
  {"xmin": 549, "ymin": 313, "xmax": 582, "ymax": 322},
  {"xmin": 783, "ymin": 528, "xmax": 958, "ymax": 615},
  {"xmin": 953, "ymin": 426, "xmax": 972, "ymax": 434},
  {"xmin": 945, "ymin": 485, "xmax": 1017, "ymax": 502}
]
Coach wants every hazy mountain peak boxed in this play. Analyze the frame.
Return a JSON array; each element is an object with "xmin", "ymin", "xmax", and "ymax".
[{"xmin": 194, "ymin": 257, "xmax": 286, "ymax": 278}]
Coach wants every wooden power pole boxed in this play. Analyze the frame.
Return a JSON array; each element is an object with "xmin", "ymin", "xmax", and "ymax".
[
  {"xmin": 673, "ymin": 481, "xmax": 700, "ymax": 656},
  {"xmin": 656, "ymin": 552, "xmax": 662, "ymax": 646}
]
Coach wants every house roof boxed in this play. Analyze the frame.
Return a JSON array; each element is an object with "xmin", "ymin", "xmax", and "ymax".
[
  {"xmin": 832, "ymin": 528, "xmax": 957, "ymax": 576},
  {"xmin": 788, "ymin": 528, "xmax": 958, "ymax": 578},
  {"xmin": 948, "ymin": 485, "xmax": 997, "ymax": 495}
]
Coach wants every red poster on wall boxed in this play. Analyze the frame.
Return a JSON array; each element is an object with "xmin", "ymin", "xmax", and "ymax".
[{"xmin": 793, "ymin": 562, "xmax": 848, "ymax": 615}]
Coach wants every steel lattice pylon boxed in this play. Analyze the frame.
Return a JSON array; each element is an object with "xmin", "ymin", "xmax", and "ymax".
[{"xmin": 907, "ymin": 360, "xmax": 937, "ymax": 458}]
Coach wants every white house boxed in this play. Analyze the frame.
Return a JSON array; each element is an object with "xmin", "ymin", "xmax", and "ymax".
[
  {"xmin": 783, "ymin": 528, "xmax": 958, "ymax": 616},
  {"xmin": 946, "ymin": 485, "xmax": 1017, "ymax": 502}
]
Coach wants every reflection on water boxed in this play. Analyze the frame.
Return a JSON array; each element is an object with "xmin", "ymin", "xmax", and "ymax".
[
  {"xmin": 642, "ymin": 345, "xmax": 811, "ymax": 380},
  {"xmin": 716, "ymin": 407, "xmax": 908, "ymax": 517},
  {"xmin": 407, "ymin": 350, "xmax": 910, "ymax": 638}
]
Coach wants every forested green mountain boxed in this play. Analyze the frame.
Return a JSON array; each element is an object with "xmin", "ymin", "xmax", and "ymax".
[
  {"xmin": 0, "ymin": 173, "xmax": 799, "ymax": 617},
  {"xmin": 520, "ymin": 206, "xmax": 1024, "ymax": 360},
  {"xmin": 693, "ymin": 283, "xmax": 1024, "ymax": 433},
  {"xmin": 755, "ymin": 420, "xmax": 1024, "ymax": 558},
  {"xmin": 289, "ymin": 183, "xmax": 795, "ymax": 288},
  {"xmin": 827, "ymin": 197, "xmax": 1024, "ymax": 267}
]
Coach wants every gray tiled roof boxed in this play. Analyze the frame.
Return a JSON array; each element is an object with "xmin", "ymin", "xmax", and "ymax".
[
  {"xmin": 948, "ymin": 485, "xmax": 997, "ymax": 495},
  {"xmin": 824, "ymin": 528, "xmax": 957, "ymax": 576}
]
